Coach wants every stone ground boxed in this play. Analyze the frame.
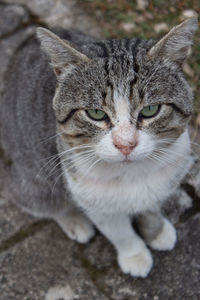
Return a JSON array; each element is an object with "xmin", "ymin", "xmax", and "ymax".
[{"xmin": 0, "ymin": 1, "xmax": 200, "ymax": 299}]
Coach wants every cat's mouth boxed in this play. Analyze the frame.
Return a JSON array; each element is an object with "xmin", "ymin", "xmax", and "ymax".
[
  {"xmin": 101, "ymin": 154, "xmax": 149, "ymax": 164},
  {"xmin": 122, "ymin": 157, "xmax": 134, "ymax": 163},
  {"xmin": 115, "ymin": 151, "xmax": 152, "ymax": 163}
]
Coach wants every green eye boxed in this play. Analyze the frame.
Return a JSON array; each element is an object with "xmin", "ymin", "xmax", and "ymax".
[
  {"xmin": 87, "ymin": 109, "xmax": 107, "ymax": 121},
  {"xmin": 140, "ymin": 105, "xmax": 160, "ymax": 118}
]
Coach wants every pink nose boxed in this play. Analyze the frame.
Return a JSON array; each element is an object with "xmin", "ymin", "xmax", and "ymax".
[
  {"xmin": 114, "ymin": 140, "xmax": 137, "ymax": 156},
  {"xmin": 112, "ymin": 124, "xmax": 138, "ymax": 156}
]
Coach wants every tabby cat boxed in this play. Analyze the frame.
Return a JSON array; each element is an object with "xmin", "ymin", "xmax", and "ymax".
[{"xmin": 0, "ymin": 17, "xmax": 197, "ymax": 277}]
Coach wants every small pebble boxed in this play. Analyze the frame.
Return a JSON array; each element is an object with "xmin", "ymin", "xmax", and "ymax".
[
  {"xmin": 121, "ymin": 22, "xmax": 136, "ymax": 32},
  {"xmin": 154, "ymin": 22, "xmax": 169, "ymax": 34},
  {"xmin": 136, "ymin": 0, "xmax": 149, "ymax": 10},
  {"xmin": 45, "ymin": 285, "xmax": 78, "ymax": 300}
]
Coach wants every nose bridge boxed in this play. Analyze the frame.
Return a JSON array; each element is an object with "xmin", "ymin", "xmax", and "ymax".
[
  {"xmin": 112, "ymin": 123, "xmax": 136, "ymax": 145},
  {"xmin": 112, "ymin": 88, "xmax": 138, "ymax": 155},
  {"xmin": 112, "ymin": 123, "xmax": 138, "ymax": 155}
]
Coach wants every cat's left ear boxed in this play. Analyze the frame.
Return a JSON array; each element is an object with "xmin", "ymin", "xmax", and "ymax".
[
  {"xmin": 36, "ymin": 27, "xmax": 90, "ymax": 76},
  {"xmin": 148, "ymin": 17, "xmax": 198, "ymax": 65}
]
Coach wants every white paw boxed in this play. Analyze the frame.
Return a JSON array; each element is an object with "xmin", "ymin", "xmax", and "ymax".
[
  {"xmin": 56, "ymin": 212, "xmax": 95, "ymax": 244},
  {"xmin": 118, "ymin": 247, "xmax": 153, "ymax": 278},
  {"xmin": 149, "ymin": 218, "xmax": 177, "ymax": 251}
]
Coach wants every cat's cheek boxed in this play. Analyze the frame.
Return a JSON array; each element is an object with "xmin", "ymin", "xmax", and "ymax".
[
  {"xmin": 129, "ymin": 130, "xmax": 156, "ymax": 161},
  {"xmin": 95, "ymin": 132, "xmax": 124, "ymax": 162}
]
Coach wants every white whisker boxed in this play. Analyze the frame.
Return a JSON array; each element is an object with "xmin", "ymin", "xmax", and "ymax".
[
  {"xmin": 152, "ymin": 149, "xmax": 194, "ymax": 179},
  {"xmin": 36, "ymin": 144, "xmax": 93, "ymax": 179},
  {"xmin": 45, "ymin": 150, "xmax": 95, "ymax": 178},
  {"xmin": 156, "ymin": 147, "xmax": 190, "ymax": 160},
  {"xmin": 84, "ymin": 158, "xmax": 102, "ymax": 176},
  {"xmin": 50, "ymin": 153, "xmax": 97, "ymax": 199},
  {"xmin": 38, "ymin": 131, "xmax": 65, "ymax": 145}
]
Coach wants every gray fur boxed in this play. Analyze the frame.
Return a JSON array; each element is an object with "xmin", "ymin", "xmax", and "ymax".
[{"xmin": 136, "ymin": 212, "xmax": 164, "ymax": 243}]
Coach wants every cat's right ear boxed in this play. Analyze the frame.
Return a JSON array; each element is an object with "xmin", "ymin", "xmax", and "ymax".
[
  {"xmin": 36, "ymin": 27, "xmax": 90, "ymax": 77},
  {"xmin": 147, "ymin": 17, "xmax": 198, "ymax": 65}
]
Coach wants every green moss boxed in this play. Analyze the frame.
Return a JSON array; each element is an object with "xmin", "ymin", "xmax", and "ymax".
[
  {"xmin": 78, "ymin": 245, "xmax": 113, "ymax": 298},
  {"xmin": 0, "ymin": 146, "xmax": 12, "ymax": 166},
  {"xmin": 80, "ymin": 255, "xmax": 107, "ymax": 281},
  {"xmin": 0, "ymin": 220, "xmax": 50, "ymax": 253}
]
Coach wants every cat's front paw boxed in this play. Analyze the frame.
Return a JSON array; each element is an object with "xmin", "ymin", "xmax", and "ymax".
[
  {"xmin": 55, "ymin": 212, "xmax": 95, "ymax": 244},
  {"xmin": 149, "ymin": 218, "xmax": 177, "ymax": 251},
  {"xmin": 118, "ymin": 247, "xmax": 153, "ymax": 278}
]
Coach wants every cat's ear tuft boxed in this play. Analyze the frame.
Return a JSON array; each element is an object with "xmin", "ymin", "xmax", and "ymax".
[
  {"xmin": 148, "ymin": 17, "xmax": 198, "ymax": 65},
  {"xmin": 36, "ymin": 27, "xmax": 90, "ymax": 76}
]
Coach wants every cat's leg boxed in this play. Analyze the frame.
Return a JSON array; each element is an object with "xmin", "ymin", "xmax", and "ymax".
[
  {"xmin": 136, "ymin": 211, "xmax": 177, "ymax": 251},
  {"xmin": 54, "ymin": 205, "xmax": 95, "ymax": 244},
  {"xmin": 88, "ymin": 212, "xmax": 153, "ymax": 278}
]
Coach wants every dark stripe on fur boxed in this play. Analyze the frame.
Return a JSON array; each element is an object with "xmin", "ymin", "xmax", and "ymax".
[
  {"xmin": 108, "ymin": 39, "xmax": 114, "ymax": 53},
  {"xmin": 131, "ymin": 39, "xmax": 140, "ymax": 58},
  {"xmin": 124, "ymin": 38, "xmax": 130, "ymax": 52},
  {"xmin": 58, "ymin": 109, "xmax": 77, "ymax": 124},
  {"xmin": 63, "ymin": 133, "xmax": 86, "ymax": 138},
  {"xmin": 129, "ymin": 79, "xmax": 136, "ymax": 102},
  {"xmin": 93, "ymin": 42, "xmax": 109, "ymax": 58},
  {"xmin": 169, "ymin": 104, "xmax": 191, "ymax": 117}
]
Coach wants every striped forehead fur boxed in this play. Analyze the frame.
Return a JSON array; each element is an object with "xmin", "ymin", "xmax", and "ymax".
[{"xmin": 45, "ymin": 19, "xmax": 198, "ymax": 140}]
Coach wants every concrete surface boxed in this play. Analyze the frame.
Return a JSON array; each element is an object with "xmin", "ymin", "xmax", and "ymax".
[{"xmin": 0, "ymin": 1, "xmax": 200, "ymax": 299}]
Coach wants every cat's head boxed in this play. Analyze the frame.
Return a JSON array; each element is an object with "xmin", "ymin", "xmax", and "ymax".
[{"xmin": 37, "ymin": 18, "xmax": 198, "ymax": 166}]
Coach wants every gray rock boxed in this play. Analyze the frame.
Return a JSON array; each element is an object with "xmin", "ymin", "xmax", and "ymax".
[
  {"xmin": 0, "ymin": 223, "xmax": 109, "ymax": 300},
  {"xmin": 0, "ymin": 3, "xmax": 29, "ymax": 38},
  {"xmin": 1, "ymin": 215, "xmax": 200, "ymax": 300},
  {"xmin": 0, "ymin": 202, "xmax": 34, "ymax": 244},
  {"xmin": 0, "ymin": 26, "xmax": 36, "ymax": 94},
  {"xmin": 0, "ymin": 2, "xmax": 34, "ymax": 96},
  {"xmin": 3, "ymin": 0, "xmax": 102, "ymax": 37}
]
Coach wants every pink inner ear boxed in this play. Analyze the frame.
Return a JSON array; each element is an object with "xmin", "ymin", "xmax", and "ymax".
[
  {"xmin": 112, "ymin": 124, "xmax": 138, "ymax": 155},
  {"xmin": 54, "ymin": 67, "xmax": 62, "ymax": 76}
]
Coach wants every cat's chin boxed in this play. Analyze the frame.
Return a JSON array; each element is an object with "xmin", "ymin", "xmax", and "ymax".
[{"xmin": 122, "ymin": 158, "xmax": 134, "ymax": 164}]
